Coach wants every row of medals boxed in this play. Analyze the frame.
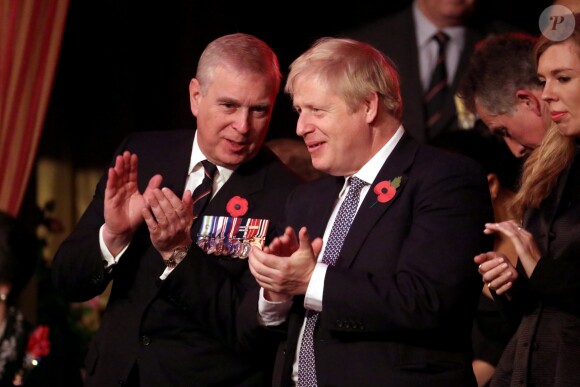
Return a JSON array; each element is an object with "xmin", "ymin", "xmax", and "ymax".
[{"xmin": 197, "ymin": 235, "xmax": 253, "ymax": 259}]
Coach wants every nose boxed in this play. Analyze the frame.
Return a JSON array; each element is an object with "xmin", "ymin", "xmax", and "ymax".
[
  {"xmin": 296, "ymin": 112, "xmax": 313, "ymax": 137},
  {"xmin": 541, "ymin": 80, "xmax": 556, "ymax": 103},
  {"xmin": 232, "ymin": 110, "xmax": 250, "ymax": 133},
  {"xmin": 504, "ymin": 137, "xmax": 529, "ymax": 158}
]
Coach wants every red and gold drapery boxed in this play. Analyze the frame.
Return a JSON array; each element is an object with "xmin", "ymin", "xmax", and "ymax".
[{"xmin": 0, "ymin": 0, "xmax": 69, "ymax": 217}]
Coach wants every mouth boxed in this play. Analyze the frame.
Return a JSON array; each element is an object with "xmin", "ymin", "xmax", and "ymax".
[
  {"xmin": 551, "ymin": 111, "xmax": 567, "ymax": 122},
  {"xmin": 225, "ymin": 138, "xmax": 248, "ymax": 152},
  {"xmin": 304, "ymin": 140, "xmax": 324, "ymax": 152}
]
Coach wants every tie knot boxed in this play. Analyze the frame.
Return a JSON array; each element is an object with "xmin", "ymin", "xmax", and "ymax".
[
  {"xmin": 433, "ymin": 31, "xmax": 450, "ymax": 47},
  {"xmin": 200, "ymin": 160, "xmax": 217, "ymax": 179},
  {"xmin": 348, "ymin": 176, "xmax": 367, "ymax": 192}
]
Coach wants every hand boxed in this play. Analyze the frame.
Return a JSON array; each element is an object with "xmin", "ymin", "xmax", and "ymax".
[
  {"xmin": 474, "ymin": 251, "xmax": 518, "ymax": 296},
  {"xmin": 484, "ymin": 220, "xmax": 542, "ymax": 277},
  {"xmin": 142, "ymin": 187, "xmax": 194, "ymax": 259},
  {"xmin": 264, "ymin": 226, "xmax": 300, "ymax": 256},
  {"xmin": 103, "ymin": 151, "xmax": 163, "ymax": 255},
  {"xmin": 249, "ymin": 227, "xmax": 322, "ymax": 299}
]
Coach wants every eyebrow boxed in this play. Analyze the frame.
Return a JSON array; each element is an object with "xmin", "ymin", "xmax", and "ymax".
[{"xmin": 538, "ymin": 67, "xmax": 573, "ymax": 77}]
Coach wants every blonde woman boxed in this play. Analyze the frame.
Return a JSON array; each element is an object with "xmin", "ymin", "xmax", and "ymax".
[{"xmin": 476, "ymin": 13, "xmax": 580, "ymax": 386}]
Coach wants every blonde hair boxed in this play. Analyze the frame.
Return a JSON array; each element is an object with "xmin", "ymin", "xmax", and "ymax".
[
  {"xmin": 513, "ymin": 14, "xmax": 580, "ymax": 220},
  {"xmin": 285, "ymin": 37, "xmax": 402, "ymax": 120},
  {"xmin": 512, "ymin": 123, "xmax": 576, "ymax": 220}
]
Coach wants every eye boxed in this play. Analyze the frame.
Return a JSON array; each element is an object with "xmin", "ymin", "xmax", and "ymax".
[
  {"xmin": 557, "ymin": 76, "xmax": 571, "ymax": 83},
  {"xmin": 220, "ymin": 102, "xmax": 237, "ymax": 111},
  {"xmin": 250, "ymin": 105, "xmax": 270, "ymax": 118},
  {"xmin": 493, "ymin": 127, "xmax": 511, "ymax": 139}
]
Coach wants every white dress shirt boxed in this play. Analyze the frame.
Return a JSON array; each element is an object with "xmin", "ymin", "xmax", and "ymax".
[{"xmin": 413, "ymin": 1, "xmax": 466, "ymax": 92}]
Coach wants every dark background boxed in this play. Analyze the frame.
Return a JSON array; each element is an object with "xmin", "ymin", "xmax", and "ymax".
[{"xmin": 39, "ymin": 0, "xmax": 553, "ymax": 169}]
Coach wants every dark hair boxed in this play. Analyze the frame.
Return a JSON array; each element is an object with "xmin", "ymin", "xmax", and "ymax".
[
  {"xmin": 0, "ymin": 211, "xmax": 41, "ymax": 304},
  {"xmin": 430, "ymin": 127, "xmax": 521, "ymax": 191},
  {"xmin": 458, "ymin": 32, "xmax": 540, "ymax": 115}
]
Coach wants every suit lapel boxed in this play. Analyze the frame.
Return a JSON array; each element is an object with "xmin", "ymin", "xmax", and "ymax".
[
  {"xmin": 204, "ymin": 150, "xmax": 269, "ymax": 215},
  {"xmin": 154, "ymin": 131, "xmax": 195, "ymax": 197},
  {"xmin": 337, "ymin": 134, "xmax": 417, "ymax": 268},
  {"xmin": 313, "ymin": 177, "xmax": 346, "ymax": 239}
]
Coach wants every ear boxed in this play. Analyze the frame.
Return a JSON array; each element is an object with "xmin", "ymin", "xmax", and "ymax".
[
  {"xmin": 515, "ymin": 89, "xmax": 542, "ymax": 116},
  {"xmin": 487, "ymin": 173, "xmax": 500, "ymax": 200},
  {"xmin": 189, "ymin": 78, "xmax": 202, "ymax": 117},
  {"xmin": 364, "ymin": 91, "xmax": 379, "ymax": 124}
]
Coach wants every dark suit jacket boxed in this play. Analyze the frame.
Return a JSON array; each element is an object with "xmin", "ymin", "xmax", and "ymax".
[
  {"xmin": 52, "ymin": 130, "xmax": 302, "ymax": 387},
  {"xmin": 342, "ymin": 5, "xmax": 517, "ymax": 142},
  {"xmin": 491, "ymin": 147, "xmax": 580, "ymax": 386},
  {"xmin": 272, "ymin": 133, "xmax": 494, "ymax": 386}
]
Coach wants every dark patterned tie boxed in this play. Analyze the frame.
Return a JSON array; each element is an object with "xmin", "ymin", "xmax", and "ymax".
[
  {"xmin": 191, "ymin": 160, "xmax": 217, "ymax": 223},
  {"xmin": 297, "ymin": 176, "xmax": 367, "ymax": 387},
  {"xmin": 424, "ymin": 31, "xmax": 450, "ymax": 131}
]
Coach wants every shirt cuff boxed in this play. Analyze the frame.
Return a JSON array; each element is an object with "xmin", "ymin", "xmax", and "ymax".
[
  {"xmin": 304, "ymin": 262, "xmax": 328, "ymax": 312},
  {"xmin": 99, "ymin": 224, "xmax": 130, "ymax": 269},
  {"xmin": 258, "ymin": 288, "xmax": 293, "ymax": 326}
]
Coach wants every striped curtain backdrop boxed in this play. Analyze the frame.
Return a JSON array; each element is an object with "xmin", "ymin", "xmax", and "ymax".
[{"xmin": 0, "ymin": 0, "xmax": 69, "ymax": 217}]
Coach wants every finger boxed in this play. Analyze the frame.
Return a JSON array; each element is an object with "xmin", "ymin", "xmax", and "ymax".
[
  {"xmin": 128, "ymin": 152, "xmax": 138, "ymax": 183},
  {"xmin": 481, "ymin": 258, "xmax": 508, "ymax": 283},
  {"xmin": 141, "ymin": 207, "xmax": 159, "ymax": 233},
  {"xmin": 121, "ymin": 151, "xmax": 132, "ymax": 184},
  {"xmin": 147, "ymin": 174, "xmax": 163, "ymax": 191},
  {"xmin": 147, "ymin": 190, "xmax": 169, "ymax": 228},
  {"xmin": 155, "ymin": 189, "xmax": 179, "ymax": 221},
  {"xmin": 249, "ymin": 247, "xmax": 279, "ymax": 279},
  {"xmin": 474, "ymin": 251, "xmax": 498, "ymax": 266},
  {"xmin": 494, "ymin": 279, "xmax": 513, "ymax": 295}
]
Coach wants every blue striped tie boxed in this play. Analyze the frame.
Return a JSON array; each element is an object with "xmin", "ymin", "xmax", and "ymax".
[{"xmin": 297, "ymin": 176, "xmax": 367, "ymax": 387}]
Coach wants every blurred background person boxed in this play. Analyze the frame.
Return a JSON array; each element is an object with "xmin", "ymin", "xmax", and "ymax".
[
  {"xmin": 431, "ymin": 129, "xmax": 521, "ymax": 386},
  {"xmin": 0, "ymin": 211, "xmax": 82, "ymax": 387},
  {"xmin": 265, "ymin": 137, "xmax": 326, "ymax": 181},
  {"xmin": 458, "ymin": 32, "xmax": 548, "ymax": 158},
  {"xmin": 342, "ymin": 0, "xmax": 520, "ymax": 143},
  {"xmin": 476, "ymin": 14, "xmax": 580, "ymax": 385}
]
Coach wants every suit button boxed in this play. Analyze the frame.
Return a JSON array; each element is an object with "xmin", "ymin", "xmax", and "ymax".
[
  {"xmin": 141, "ymin": 335, "xmax": 151, "ymax": 346},
  {"xmin": 549, "ymin": 232, "xmax": 556, "ymax": 240}
]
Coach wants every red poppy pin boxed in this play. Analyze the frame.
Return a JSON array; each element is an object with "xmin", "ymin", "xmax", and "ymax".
[
  {"xmin": 371, "ymin": 176, "xmax": 402, "ymax": 207},
  {"xmin": 13, "ymin": 325, "xmax": 51, "ymax": 385},
  {"xmin": 226, "ymin": 196, "xmax": 249, "ymax": 217},
  {"xmin": 27, "ymin": 325, "xmax": 51, "ymax": 359}
]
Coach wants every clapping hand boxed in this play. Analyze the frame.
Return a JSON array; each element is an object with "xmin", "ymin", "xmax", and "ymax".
[
  {"xmin": 103, "ymin": 151, "xmax": 162, "ymax": 255},
  {"xmin": 142, "ymin": 187, "xmax": 194, "ymax": 260},
  {"xmin": 249, "ymin": 226, "xmax": 322, "ymax": 301}
]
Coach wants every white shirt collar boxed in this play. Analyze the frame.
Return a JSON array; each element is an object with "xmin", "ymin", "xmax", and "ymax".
[
  {"xmin": 340, "ymin": 125, "xmax": 404, "ymax": 194},
  {"xmin": 413, "ymin": 1, "xmax": 466, "ymax": 50},
  {"xmin": 189, "ymin": 132, "xmax": 234, "ymax": 182}
]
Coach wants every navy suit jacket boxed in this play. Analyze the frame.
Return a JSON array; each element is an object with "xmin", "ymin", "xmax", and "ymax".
[
  {"xmin": 342, "ymin": 5, "xmax": 518, "ymax": 142},
  {"xmin": 52, "ymin": 130, "xmax": 302, "ymax": 387},
  {"xmin": 271, "ymin": 133, "xmax": 494, "ymax": 386}
]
